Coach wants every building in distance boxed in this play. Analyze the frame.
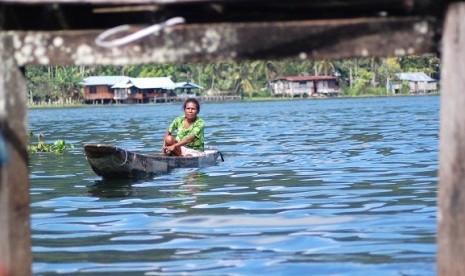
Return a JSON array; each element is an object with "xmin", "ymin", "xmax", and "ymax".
[
  {"xmin": 388, "ymin": 72, "xmax": 438, "ymax": 94},
  {"xmin": 270, "ymin": 75, "xmax": 342, "ymax": 98},
  {"xmin": 81, "ymin": 76, "xmax": 203, "ymax": 104}
]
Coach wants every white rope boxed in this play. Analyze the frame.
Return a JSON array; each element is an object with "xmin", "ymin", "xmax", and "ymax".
[
  {"xmin": 111, "ymin": 149, "xmax": 128, "ymax": 166},
  {"xmin": 95, "ymin": 17, "xmax": 185, "ymax": 48}
]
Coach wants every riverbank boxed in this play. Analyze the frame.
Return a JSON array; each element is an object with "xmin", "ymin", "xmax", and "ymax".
[
  {"xmin": 242, "ymin": 92, "xmax": 439, "ymax": 102},
  {"xmin": 27, "ymin": 92, "xmax": 439, "ymax": 108}
]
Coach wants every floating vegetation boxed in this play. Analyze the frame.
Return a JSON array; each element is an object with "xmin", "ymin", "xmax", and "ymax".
[{"xmin": 28, "ymin": 132, "xmax": 74, "ymax": 154}]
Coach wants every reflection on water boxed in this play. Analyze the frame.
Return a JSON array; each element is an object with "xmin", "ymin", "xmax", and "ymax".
[
  {"xmin": 88, "ymin": 179, "xmax": 138, "ymax": 198},
  {"xmin": 88, "ymin": 171, "xmax": 209, "ymax": 198},
  {"xmin": 29, "ymin": 96, "xmax": 438, "ymax": 275}
]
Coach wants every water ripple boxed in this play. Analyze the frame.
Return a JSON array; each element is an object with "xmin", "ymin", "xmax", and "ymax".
[{"xmin": 29, "ymin": 96, "xmax": 438, "ymax": 275}]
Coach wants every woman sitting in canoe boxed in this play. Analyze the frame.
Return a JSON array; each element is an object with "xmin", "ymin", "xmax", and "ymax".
[{"xmin": 162, "ymin": 98, "xmax": 205, "ymax": 157}]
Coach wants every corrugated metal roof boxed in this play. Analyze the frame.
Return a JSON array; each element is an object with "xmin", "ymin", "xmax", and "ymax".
[
  {"xmin": 81, "ymin": 76, "xmax": 128, "ymax": 86},
  {"xmin": 395, "ymin": 72, "xmax": 436, "ymax": 82},
  {"xmin": 175, "ymin": 82, "xmax": 203, "ymax": 89},
  {"xmin": 111, "ymin": 77, "xmax": 176, "ymax": 90},
  {"xmin": 131, "ymin": 77, "xmax": 175, "ymax": 89},
  {"xmin": 111, "ymin": 78, "xmax": 133, "ymax": 88}
]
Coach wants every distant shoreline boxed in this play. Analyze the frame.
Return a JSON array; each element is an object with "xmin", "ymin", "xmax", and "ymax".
[{"xmin": 27, "ymin": 93, "xmax": 439, "ymax": 109}]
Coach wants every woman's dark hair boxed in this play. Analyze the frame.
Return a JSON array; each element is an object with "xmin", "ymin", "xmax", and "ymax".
[{"xmin": 183, "ymin": 98, "xmax": 200, "ymax": 112}]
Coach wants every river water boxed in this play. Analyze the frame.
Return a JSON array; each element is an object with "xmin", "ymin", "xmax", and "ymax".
[{"xmin": 29, "ymin": 96, "xmax": 438, "ymax": 275}]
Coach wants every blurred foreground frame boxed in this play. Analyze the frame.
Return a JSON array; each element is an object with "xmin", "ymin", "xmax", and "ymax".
[{"xmin": 0, "ymin": 0, "xmax": 462, "ymax": 275}]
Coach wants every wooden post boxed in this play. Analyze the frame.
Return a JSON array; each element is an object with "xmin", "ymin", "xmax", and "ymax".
[
  {"xmin": 0, "ymin": 36, "xmax": 31, "ymax": 275},
  {"xmin": 439, "ymin": 2, "xmax": 465, "ymax": 275}
]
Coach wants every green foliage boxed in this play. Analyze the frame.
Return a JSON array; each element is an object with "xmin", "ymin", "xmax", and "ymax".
[
  {"xmin": 364, "ymin": 87, "xmax": 388, "ymax": 95},
  {"xmin": 351, "ymin": 68, "xmax": 373, "ymax": 94},
  {"xmin": 27, "ymin": 132, "xmax": 74, "ymax": 154},
  {"xmin": 399, "ymin": 55, "xmax": 440, "ymax": 78},
  {"xmin": 25, "ymin": 56, "xmax": 440, "ymax": 103},
  {"xmin": 252, "ymin": 89, "xmax": 272, "ymax": 98},
  {"xmin": 400, "ymin": 83, "xmax": 411, "ymax": 94},
  {"xmin": 343, "ymin": 87, "xmax": 361, "ymax": 97},
  {"xmin": 27, "ymin": 66, "xmax": 84, "ymax": 104}
]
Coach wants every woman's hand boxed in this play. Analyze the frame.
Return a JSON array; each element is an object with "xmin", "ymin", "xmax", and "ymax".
[{"xmin": 163, "ymin": 145, "xmax": 176, "ymax": 155}]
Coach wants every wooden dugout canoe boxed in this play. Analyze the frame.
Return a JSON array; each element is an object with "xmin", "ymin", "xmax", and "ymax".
[{"xmin": 84, "ymin": 144, "xmax": 222, "ymax": 179}]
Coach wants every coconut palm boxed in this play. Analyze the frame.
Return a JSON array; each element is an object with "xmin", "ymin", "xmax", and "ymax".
[{"xmin": 314, "ymin": 59, "xmax": 335, "ymax": 76}]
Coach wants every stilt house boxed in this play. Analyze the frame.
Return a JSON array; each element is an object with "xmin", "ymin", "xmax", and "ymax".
[
  {"xmin": 270, "ymin": 76, "xmax": 341, "ymax": 97},
  {"xmin": 175, "ymin": 82, "xmax": 203, "ymax": 98},
  {"xmin": 390, "ymin": 72, "xmax": 438, "ymax": 94},
  {"xmin": 111, "ymin": 77, "xmax": 176, "ymax": 103},
  {"xmin": 81, "ymin": 76, "xmax": 127, "ymax": 104},
  {"xmin": 82, "ymin": 76, "xmax": 177, "ymax": 104}
]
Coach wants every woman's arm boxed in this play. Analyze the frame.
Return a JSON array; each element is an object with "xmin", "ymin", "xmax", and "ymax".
[
  {"xmin": 165, "ymin": 134, "xmax": 195, "ymax": 152},
  {"xmin": 162, "ymin": 129, "xmax": 171, "ymax": 148}
]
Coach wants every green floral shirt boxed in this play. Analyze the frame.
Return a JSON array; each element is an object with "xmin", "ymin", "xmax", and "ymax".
[{"xmin": 169, "ymin": 115, "xmax": 205, "ymax": 151}]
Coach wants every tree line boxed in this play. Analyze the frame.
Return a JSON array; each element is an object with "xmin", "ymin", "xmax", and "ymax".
[{"xmin": 25, "ymin": 55, "xmax": 441, "ymax": 104}]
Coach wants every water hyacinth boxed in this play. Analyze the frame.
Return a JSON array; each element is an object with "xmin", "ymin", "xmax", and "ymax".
[{"xmin": 27, "ymin": 132, "xmax": 74, "ymax": 154}]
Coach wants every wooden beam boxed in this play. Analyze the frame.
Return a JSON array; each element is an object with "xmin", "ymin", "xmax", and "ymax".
[
  {"xmin": 3, "ymin": 17, "xmax": 437, "ymax": 66},
  {"xmin": 0, "ymin": 0, "xmax": 441, "ymax": 31},
  {"xmin": 439, "ymin": 2, "xmax": 465, "ymax": 275},
  {"xmin": 0, "ymin": 35, "xmax": 31, "ymax": 276}
]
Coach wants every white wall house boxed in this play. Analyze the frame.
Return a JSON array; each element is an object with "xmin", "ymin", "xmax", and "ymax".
[
  {"xmin": 270, "ymin": 76, "xmax": 341, "ymax": 97},
  {"xmin": 388, "ymin": 72, "xmax": 438, "ymax": 94}
]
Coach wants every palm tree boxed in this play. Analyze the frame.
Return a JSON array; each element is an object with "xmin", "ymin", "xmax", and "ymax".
[
  {"xmin": 314, "ymin": 59, "xmax": 335, "ymax": 75},
  {"xmin": 53, "ymin": 66, "xmax": 83, "ymax": 103}
]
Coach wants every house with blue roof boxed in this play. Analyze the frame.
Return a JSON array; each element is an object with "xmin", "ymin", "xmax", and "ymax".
[{"xmin": 388, "ymin": 72, "xmax": 438, "ymax": 94}]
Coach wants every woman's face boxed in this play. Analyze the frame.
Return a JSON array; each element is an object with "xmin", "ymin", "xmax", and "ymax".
[{"xmin": 184, "ymin": 102, "xmax": 199, "ymax": 120}]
